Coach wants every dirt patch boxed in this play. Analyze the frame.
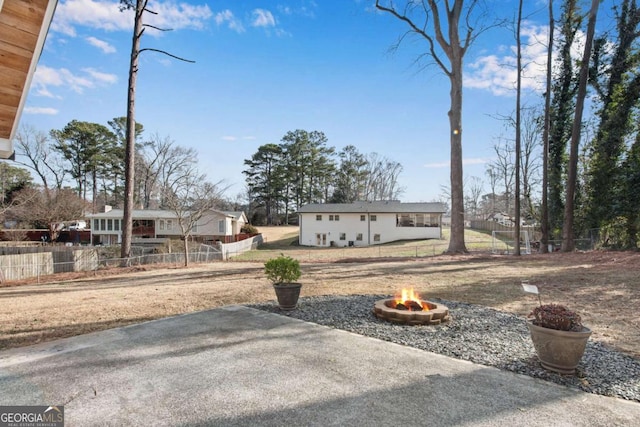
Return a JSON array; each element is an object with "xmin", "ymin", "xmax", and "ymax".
[{"xmin": 0, "ymin": 251, "xmax": 638, "ymax": 358}]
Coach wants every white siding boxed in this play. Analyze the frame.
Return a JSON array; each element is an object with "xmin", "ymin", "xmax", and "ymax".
[{"xmin": 300, "ymin": 212, "xmax": 442, "ymax": 247}]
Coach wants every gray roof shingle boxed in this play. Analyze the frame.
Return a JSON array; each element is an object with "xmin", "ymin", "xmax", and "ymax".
[{"xmin": 297, "ymin": 201, "xmax": 447, "ymax": 214}]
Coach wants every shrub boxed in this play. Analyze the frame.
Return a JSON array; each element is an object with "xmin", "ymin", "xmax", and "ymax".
[
  {"xmin": 264, "ymin": 254, "xmax": 301, "ymax": 285},
  {"xmin": 241, "ymin": 224, "xmax": 259, "ymax": 234}
]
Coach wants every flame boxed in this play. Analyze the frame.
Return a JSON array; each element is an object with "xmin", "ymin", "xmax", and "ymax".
[{"xmin": 393, "ymin": 287, "xmax": 429, "ymax": 311}]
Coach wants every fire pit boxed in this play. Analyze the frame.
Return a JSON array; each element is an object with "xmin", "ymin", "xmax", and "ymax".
[{"xmin": 373, "ymin": 288, "xmax": 450, "ymax": 326}]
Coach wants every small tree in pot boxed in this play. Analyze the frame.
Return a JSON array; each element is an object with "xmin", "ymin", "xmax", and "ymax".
[
  {"xmin": 527, "ymin": 303, "xmax": 592, "ymax": 374},
  {"xmin": 264, "ymin": 254, "xmax": 302, "ymax": 311}
]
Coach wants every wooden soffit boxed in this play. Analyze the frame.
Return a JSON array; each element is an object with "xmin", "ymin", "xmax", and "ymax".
[{"xmin": 0, "ymin": 0, "xmax": 58, "ymax": 159}]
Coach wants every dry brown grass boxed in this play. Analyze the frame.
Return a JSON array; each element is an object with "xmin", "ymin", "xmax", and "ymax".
[{"xmin": 0, "ymin": 227, "xmax": 638, "ymax": 359}]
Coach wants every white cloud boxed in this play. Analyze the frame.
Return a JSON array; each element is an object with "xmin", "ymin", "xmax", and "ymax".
[
  {"xmin": 146, "ymin": 1, "xmax": 213, "ymax": 32},
  {"xmin": 86, "ymin": 36, "xmax": 116, "ymax": 53},
  {"xmin": 465, "ymin": 23, "xmax": 551, "ymax": 96},
  {"xmin": 32, "ymin": 65, "xmax": 117, "ymax": 96},
  {"xmin": 215, "ymin": 9, "xmax": 245, "ymax": 33},
  {"xmin": 51, "ymin": 0, "xmax": 212, "ymax": 37},
  {"xmin": 51, "ymin": 0, "xmax": 129, "ymax": 35},
  {"xmin": 278, "ymin": 1, "xmax": 317, "ymax": 18},
  {"xmin": 251, "ymin": 9, "xmax": 276, "ymax": 28},
  {"xmin": 24, "ymin": 107, "xmax": 59, "ymax": 115},
  {"xmin": 82, "ymin": 67, "xmax": 118, "ymax": 84}
]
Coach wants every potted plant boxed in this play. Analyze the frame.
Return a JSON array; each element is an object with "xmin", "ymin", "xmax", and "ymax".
[
  {"xmin": 527, "ymin": 303, "xmax": 592, "ymax": 374},
  {"xmin": 264, "ymin": 254, "xmax": 302, "ymax": 311}
]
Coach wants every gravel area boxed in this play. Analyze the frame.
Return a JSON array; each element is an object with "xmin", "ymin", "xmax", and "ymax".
[{"xmin": 248, "ymin": 295, "xmax": 640, "ymax": 403}]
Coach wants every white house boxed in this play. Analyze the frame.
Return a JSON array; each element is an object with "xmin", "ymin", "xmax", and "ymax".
[
  {"xmin": 298, "ymin": 201, "xmax": 447, "ymax": 247},
  {"xmin": 86, "ymin": 207, "xmax": 248, "ymax": 245}
]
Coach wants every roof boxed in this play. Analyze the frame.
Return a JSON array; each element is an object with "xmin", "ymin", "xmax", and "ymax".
[
  {"xmin": 297, "ymin": 201, "xmax": 448, "ymax": 214},
  {"xmin": 223, "ymin": 211, "xmax": 247, "ymax": 222},
  {"xmin": 86, "ymin": 209, "xmax": 179, "ymax": 220},
  {"xmin": 86, "ymin": 208, "xmax": 240, "ymax": 220},
  {"xmin": 0, "ymin": 0, "xmax": 58, "ymax": 159}
]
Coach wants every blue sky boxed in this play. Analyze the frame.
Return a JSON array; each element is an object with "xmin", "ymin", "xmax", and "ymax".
[{"xmin": 21, "ymin": 0, "xmax": 617, "ymax": 203}]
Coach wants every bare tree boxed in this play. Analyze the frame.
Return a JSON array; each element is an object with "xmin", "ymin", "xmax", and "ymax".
[
  {"xmin": 562, "ymin": 0, "xmax": 600, "ymax": 252},
  {"xmin": 485, "ymin": 164, "xmax": 499, "ymax": 214},
  {"xmin": 13, "ymin": 187, "xmax": 88, "ymax": 242},
  {"xmin": 464, "ymin": 176, "xmax": 484, "ymax": 220},
  {"xmin": 363, "ymin": 152, "xmax": 405, "ymax": 201},
  {"xmin": 490, "ymin": 136, "xmax": 515, "ymax": 214},
  {"xmin": 133, "ymin": 134, "xmax": 198, "ymax": 209},
  {"xmin": 375, "ymin": 0, "xmax": 492, "ymax": 253},
  {"xmin": 162, "ymin": 170, "xmax": 226, "ymax": 267},
  {"xmin": 14, "ymin": 125, "xmax": 66, "ymax": 191},
  {"xmin": 519, "ymin": 108, "xmax": 543, "ymax": 221}
]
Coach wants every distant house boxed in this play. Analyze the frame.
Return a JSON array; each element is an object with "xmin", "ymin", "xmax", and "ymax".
[
  {"xmin": 298, "ymin": 201, "xmax": 447, "ymax": 247},
  {"xmin": 487, "ymin": 212, "xmax": 522, "ymax": 227},
  {"xmin": 86, "ymin": 207, "xmax": 247, "ymax": 245}
]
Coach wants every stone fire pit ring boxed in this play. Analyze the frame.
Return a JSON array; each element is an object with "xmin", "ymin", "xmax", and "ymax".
[{"xmin": 373, "ymin": 299, "xmax": 450, "ymax": 326}]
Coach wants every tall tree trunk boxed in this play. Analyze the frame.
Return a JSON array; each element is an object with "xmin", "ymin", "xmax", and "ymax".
[
  {"xmin": 92, "ymin": 169, "xmax": 97, "ymax": 214},
  {"xmin": 562, "ymin": 0, "xmax": 599, "ymax": 252},
  {"xmin": 541, "ymin": 0, "xmax": 554, "ymax": 253},
  {"xmin": 183, "ymin": 236, "xmax": 189, "ymax": 267},
  {"xmin": 514, "ymin": 0, "xmax": 523, "ymax": 256},
  {"xmin": 447, "ymin": 62, "xmax": 467, "ymax": 253},
  {"xmin": 121, "ymin": 0, "xmax": 145, "ymax": 260}
]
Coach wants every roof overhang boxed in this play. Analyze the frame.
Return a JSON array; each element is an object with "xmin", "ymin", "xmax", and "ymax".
[{"xmin": 0, "ymin": 0, "xmax": 58, "ymax": 159}]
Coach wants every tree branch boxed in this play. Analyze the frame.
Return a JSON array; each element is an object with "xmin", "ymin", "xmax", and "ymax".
[
  {"xmin": 139, "ymin": 48, "xmax": 195, "ymax": 63},
  {"xmin": 375, "ymin": 0, "xmax": 450, "ymax": 76},
  {"xmin": 143, "ymin": 24, "xmax": 172, "ymax": 32}
]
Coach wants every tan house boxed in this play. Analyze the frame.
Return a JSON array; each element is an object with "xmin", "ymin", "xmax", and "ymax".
[
  {"xmin": 1, "ymin": 0, "xmax": 58, "ymax": 159},
  {"xmin": 86, "ymin": 207, "xmax": 248, "ymax": 245}
]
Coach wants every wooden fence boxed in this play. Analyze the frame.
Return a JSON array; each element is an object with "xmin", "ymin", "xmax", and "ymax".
[{"xmin": 0, "ymin": 248, "xmax": 99, "ymax": 282}]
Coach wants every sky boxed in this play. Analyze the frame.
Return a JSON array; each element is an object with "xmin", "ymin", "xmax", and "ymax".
[{"xmin": 19, "ymin": 0, "xmax": 619, "ymax": 203}]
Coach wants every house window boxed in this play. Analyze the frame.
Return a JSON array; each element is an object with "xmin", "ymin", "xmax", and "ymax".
[
  {"xmin": 101, "ymin": 219, "xmax": 106, "ymax": 230},
  {"xmin": 360, "ymin": 215, "xmax": 365, "ymax": 221},
  {"xmin": 329, "ymin": 215, "xmax": 334, "ymax": 221},
  {"xmin": 114, "ymin": 220, "xmax": 120, "ymax": 231},
  {"xmin": 107, "ymin": 219, "xmax": 113, "ymax": 231},
  {"xmin": 94, "ymin": 219, "xmax": 99, "ymax": 230},
  {"xmin": 316, "ymin": 215, "xmax": 322, "ymax": 221},
  {"xmin": 159, "ymin": 220, "xmax": 165, "ymax": 231},
  {"xmin": 396, "ymin": 214, "xmax": 415, "ymax": 227},
  {"xmin": 371, "ymin": 215, "xmax": 377, "ymax": 221},
  {"xmin": 374, "ymin": 234, "xmax": 381, "ymax": 242},
  {"xmin": 356, "ymin": 233, "xmax": 363, "ymax": 241},
  {"xmin": 425, "ymin": 214, "xmax": 440, "ymax": 227},
  {"xmin": 219, "ymin": 220, "xmax": 225, "ymax": 233},
  {"xmin": 339, "ymin": 233, "xmax": 346, "ymax": 240},
  {"xmin": 334, "ymin": 215, "xmax": 340, "ymax": 221},
  {"xmin": 166, "ymin": 220, "xmax": 173, "ymax": 231}
]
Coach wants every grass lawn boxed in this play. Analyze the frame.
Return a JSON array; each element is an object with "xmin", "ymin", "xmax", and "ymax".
[{"xmin": 0, "ymin": 226, "xmax": 637, "ymax": 360}]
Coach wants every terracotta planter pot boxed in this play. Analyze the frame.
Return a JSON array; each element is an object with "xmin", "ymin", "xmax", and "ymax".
[
  {"xmin": 273, "ymin": 283, "xmax": 302, "ymax": 311},
  {"xmin": 527, "ymin": 320, "xmax": 592, "ymax": 374}
]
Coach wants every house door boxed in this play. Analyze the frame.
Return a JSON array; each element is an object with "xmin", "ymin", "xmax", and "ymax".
[{"xmin": 315, "ymin": 233, "xmax": 327, "ymax": 246}]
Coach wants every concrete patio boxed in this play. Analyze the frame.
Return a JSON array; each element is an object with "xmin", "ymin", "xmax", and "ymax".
[{"xmin": 1, "ymin": 306, "xmax": 638, "ymax": 426}]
